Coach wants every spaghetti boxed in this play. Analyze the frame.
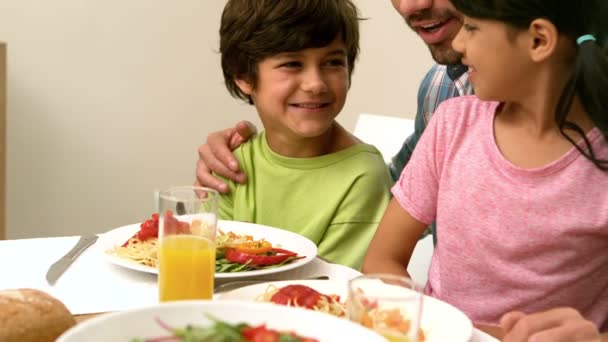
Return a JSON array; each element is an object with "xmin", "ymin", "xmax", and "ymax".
[
  {"xmin": 108, "ymin": 236, "xmax": 158, "ymax": 267},
  {"xmin": 106, "ymin": 213, "xmax": 160, "ymax": 267},
  {"xmin": 257, "ymin": 284, "xmax": 347, "ymax": 317}
]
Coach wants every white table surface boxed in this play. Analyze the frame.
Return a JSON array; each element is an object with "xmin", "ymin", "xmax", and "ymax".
[{"xmin": 0, "ymin": 235, "xmax": 498, "ymax": 342}]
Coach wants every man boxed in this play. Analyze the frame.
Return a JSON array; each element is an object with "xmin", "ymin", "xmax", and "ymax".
[
  {"xmin": 386, "ymin": 0, "xmax": 471, "ymax": 181},
  {"xmin": 195, "ymin": 1, "xmax": 604, "ymax": 341}
]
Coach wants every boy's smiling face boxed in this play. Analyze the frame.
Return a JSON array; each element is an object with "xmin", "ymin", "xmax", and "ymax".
[{"xmin": 235, "ymin": 37, "xmax": 349, "ymax": 152}]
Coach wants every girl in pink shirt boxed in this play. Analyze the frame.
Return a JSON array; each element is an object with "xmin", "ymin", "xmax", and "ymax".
[{"xmin": 363, "ymin": 0, "xmax": 608, "ymax": 341}]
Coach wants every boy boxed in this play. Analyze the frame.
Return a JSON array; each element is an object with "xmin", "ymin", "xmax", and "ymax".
[{"xmin": 217, "ymin": 0, "xmax": 391, "ymax": 269}]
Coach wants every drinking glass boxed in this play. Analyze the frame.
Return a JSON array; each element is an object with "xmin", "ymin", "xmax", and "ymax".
[
  {"xmin": 157, "ymin": 186, "xmax": 219, "ymax": 302},
  {"xmin": 348, "ymin": 274, "xmax": 424, "ymax": 342}
]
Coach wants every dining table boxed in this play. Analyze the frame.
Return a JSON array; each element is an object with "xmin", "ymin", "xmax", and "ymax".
[{"xmin": 0, "ymin": 233, "xmax": 500, "ymax": 342}]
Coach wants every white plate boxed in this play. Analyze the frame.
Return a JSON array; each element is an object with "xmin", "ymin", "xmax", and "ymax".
[
  {"xmin": 57, "ymin": 300, "xmax": 385, "ymax": 342},
  {"xmin": 217, "ymin": 279, "xmax": 474, "ymax": 342},
  {"xmin": 97, "ymin": 220, "xmax": 318, "ymax": 279}
]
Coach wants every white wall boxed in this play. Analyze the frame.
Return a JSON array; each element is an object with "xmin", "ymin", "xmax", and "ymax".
[{"xmin": 0, "ymin": 0, "xmax": 432, "ymax": 239}]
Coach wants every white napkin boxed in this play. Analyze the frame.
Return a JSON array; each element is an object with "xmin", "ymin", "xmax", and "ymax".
[{"xmin": 0, "ymin": 236, "xmax": 158, "ymax": 314}]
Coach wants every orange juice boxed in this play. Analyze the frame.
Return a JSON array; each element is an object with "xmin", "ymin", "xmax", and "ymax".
[{"xmin": 158, "ymin": 235, "xmax": 215, "ymax": 301}]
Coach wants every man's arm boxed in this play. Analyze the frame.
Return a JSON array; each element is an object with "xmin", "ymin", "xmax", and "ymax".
[
  {"xmin": 387, "ymin": 65, "xmax": 436, "ymax": 182},
  {"xmin": 388, "ymin": 110, "xmax": 428, "ymax": 182},
  {"xmin": 195, "ymin": 121, "xmax": 256, "ymax": 193},
  {"xmin": 387, "ymin": 66, "xmax": 438, "ymax": 243}
]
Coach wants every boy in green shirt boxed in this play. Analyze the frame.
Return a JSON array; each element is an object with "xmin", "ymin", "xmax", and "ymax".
[{"xmin": 217, "ymin": 0, "xmax": 392, "ymax": 269}]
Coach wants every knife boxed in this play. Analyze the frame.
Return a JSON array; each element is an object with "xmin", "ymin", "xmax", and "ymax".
[
  {"xmin": 46, "ymin": 234, "xmax": 99, "ymax": 285},
  {"xmin": 214, "ymin": 275, "xmax": 329, "ymax": 293}
]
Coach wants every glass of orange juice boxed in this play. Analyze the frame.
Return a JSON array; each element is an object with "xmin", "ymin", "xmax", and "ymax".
[
  {"xmin": 348, "ymin": 274, "xmax": 424, "ymax": 342},
  {"xmin": 157, "ymin": 186, "xmax": 219, "ymax": 302}
]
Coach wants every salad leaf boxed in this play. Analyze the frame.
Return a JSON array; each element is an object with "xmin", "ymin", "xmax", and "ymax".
[
  {"xmin": 279, "ymin": 335, "xmax": 301, "ymax": 342},
  {"xmin": 173, "ymin": 322, "xmax": 245, "ymax": 342},
  {"xmin": 133, "ymin": 315, "xmax": 317, "ymax": 342},
  {"xmin": 215, "ymin": 258, "xmax": 253, "ymax": 273}
]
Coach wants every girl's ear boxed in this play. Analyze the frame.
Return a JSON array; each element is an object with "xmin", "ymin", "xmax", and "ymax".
[
  {"xmin": 235, "ymin": 77, "xmax": 253, "ymax": 95},
  {"xmin": 527, "ymin": 18, "xmax": 559, "ymax": 62}
]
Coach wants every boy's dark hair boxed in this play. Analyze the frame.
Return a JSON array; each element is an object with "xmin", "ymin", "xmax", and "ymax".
[
  {"xmin": 450, "ymin": 0, "xmax": 608, "ymax": 171},
  {"xmin": 220, "ymin": 0, "xmax": 361, "ymax": 105}
]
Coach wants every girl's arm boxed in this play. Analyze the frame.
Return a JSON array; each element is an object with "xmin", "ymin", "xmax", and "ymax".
[
  {"xmin": 361, "ymin": 198, "xmax": 428, "ymax": 277},
  {"xmin": 500, "ymin": 308, "xmax": 606, "ymax": 342}
]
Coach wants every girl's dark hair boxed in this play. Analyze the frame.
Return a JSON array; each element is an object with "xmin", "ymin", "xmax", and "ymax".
[
  {"xmin": 220, "ymin": 0, "xmax": 361, "ymax": 105},
  {"xmin": 450, "ymin": 0, "xmax": 608, "ymax": 170}
]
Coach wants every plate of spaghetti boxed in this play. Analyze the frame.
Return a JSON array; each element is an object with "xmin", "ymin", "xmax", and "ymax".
[
  {"xmin": 217, "ymin": 279, "xmax": 474, "ymax": 342},
  {"xmin": 219, "ymin": 280, "xmax": 348, "ymax": 317},
  {"xmin": 98, "ymin": 215, "xmax": 318, "ymax": 279}
]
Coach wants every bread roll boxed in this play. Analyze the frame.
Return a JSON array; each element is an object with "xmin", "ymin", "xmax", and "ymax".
[{"xmin": 0, "ymin": 288, "xmax": 76, "ymax": 342}]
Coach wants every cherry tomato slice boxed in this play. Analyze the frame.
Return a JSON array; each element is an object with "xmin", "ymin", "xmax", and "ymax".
[{"xmin": 225, "ymin": 248, "xmax": 299, "ymax": 266}]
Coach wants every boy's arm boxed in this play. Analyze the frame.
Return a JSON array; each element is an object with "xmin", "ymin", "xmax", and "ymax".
[
  {"xmin": 315, "ymin": 164, "xmax": 392, "ymax": 270},
  {"xmin": 316, "ymin": 221, "xmax": 380, "ymax": 270},
  {"xmin": 361, "ymin": 198, "xmax": 428, "ymax": 276}
]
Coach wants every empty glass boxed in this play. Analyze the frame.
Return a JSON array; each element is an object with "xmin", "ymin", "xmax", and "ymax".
[{"xmin": 348, "ymin": 274, "xmax": 424, "ymax": 342}]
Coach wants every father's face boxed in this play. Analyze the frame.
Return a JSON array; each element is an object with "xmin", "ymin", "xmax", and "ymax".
[{"xmin": 391, "ymin": 0, "xmax": 463, "ymax": 65}]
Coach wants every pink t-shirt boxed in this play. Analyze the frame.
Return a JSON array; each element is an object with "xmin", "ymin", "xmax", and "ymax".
[{"xmin": 392, "ymin": 96, "xmax": 608, "ymax": 330}]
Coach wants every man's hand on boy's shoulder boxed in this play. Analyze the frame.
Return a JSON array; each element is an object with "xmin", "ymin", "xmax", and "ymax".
[{"xmin": 195, "ymin": 120, "xmax": 257, "ymax": 193}]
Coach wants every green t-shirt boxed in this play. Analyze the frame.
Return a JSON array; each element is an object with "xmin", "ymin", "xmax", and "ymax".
[{"xmin": 218, "ymin": 131, "xmax": 392, "ymax": 269}]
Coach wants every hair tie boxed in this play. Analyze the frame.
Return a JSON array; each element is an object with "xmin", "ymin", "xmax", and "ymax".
[{"xmin": 576, "ymin": 34, "xmax": 596, "ymax": 45}]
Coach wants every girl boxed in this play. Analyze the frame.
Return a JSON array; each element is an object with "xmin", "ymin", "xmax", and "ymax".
[{"xmin": 362, "ymin": 0, "xmax": 608, "ymax": 340}]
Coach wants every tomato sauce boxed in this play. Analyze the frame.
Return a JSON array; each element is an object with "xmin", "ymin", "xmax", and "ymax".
[{"xmin": 270, "ymin": 285, "xmax": 328, "ymax": 309}]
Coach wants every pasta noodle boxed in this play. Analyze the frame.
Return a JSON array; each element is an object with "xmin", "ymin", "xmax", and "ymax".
[
  {"xmin": 257, "ymin": 284, "xmax": 347, "ymax": 317},
  {"xmin": 107, "ymin": 237, "xmax": 158, "ymax": 267}
]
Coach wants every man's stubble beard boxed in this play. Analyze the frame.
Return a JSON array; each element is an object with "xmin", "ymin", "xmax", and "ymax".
[
  {"xmin": 427, "ymin": 40, "xmax": 463, "ymax": 66},
  {"xmin": 404, "ymin": 8, "xmax": 464, "ymax": 66}
]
